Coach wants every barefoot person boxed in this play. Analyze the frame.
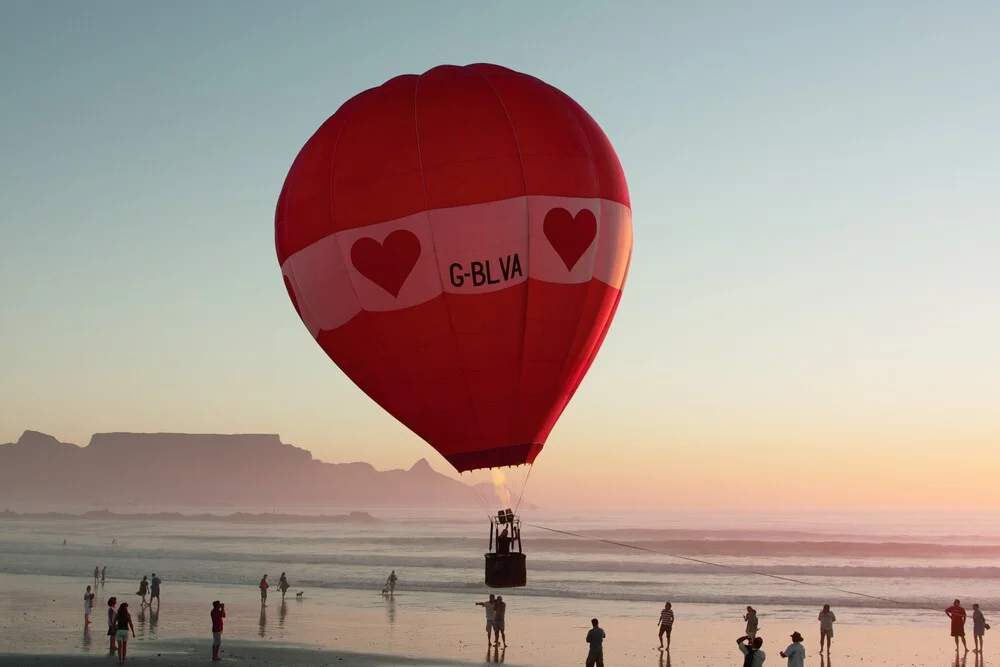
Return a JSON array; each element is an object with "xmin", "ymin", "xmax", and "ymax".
[
  {"xmin": 106, "ymin": 597, "xmax": 118, "ymax": 654},
  {"xmin": 386, "ymin": 570, "xmax": 398, "ymax": 595},
  {"xmin": 211, "ymin": 600, "xmax": 226, "ymax": 662},
  {"xmin": 658, "ymin": 602, "xmax": 674, "ymax": 649},
  {"xmin": 475, "ymin": 594, "xmax": 497, "ymax": 645},
  {"xmin": 780, "ymin": 631, "xmax": 805, "ymax": 667},
  {"xmin": 150, "ymin": 573, "xmax": 161, "ymax": 606},
  {"xmin": 494, "ymin": 596, "xmax": 508, "ymax": 648},
  {"xmin": 973, "ymin": 603, "xmax": 990, "ymax": 654},
  {"xmin": 278, "ymin": 572, "xmax": 290, "ymax": 600},
  {"xmin": 137, "ymin": 576, "xmax": 149, "ymax": 608},
  {"xmin": 586, "ymin": 618, "xmax": 606, "ymax": 667},
  {"xmin": 115, "ymin": 602, "xmax": 136, "ymax": 664},
  {"xmin": 259, "ymin": 574, "xmax": 269, "ymax": 607},
  {"xmin": 947, "ymin": 599, "xmax": 969, "ymax": 653},
  {"xmin": 744, "ymin": 606, "xmax": 760, "ymax": 641},
  {"xmin": 83, "ymin": 586, "xmax": 94, "ymax": 625},
  {"xmin": 818, "ymin": 604, "xmax": 836, "ymax": 653}
]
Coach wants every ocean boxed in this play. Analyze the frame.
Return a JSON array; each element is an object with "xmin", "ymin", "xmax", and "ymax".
[{"xmin": 1, "ymin": 507, "xmax": 996, "ymax": 628}]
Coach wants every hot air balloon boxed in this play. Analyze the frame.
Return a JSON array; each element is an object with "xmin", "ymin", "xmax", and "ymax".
[{"xmin": 275, "ymin": 63, "xmax": 631, "ymax": 588}]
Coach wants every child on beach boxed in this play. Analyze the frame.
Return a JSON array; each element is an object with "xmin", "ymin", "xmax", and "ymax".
[
  {"xmin": 818, "ymin": 604, "xmax": 836, "ymax": 653},
  {"xmin": 107, "ymin": 597, "xmax": 118, "ymax": 653},
  {"xmin": 973, "ymin": 603, "xmax": 990, "ymax": 653},
  {"xmin": 115, "ymin": 602, "xmax": 136, "ymax": 664}
]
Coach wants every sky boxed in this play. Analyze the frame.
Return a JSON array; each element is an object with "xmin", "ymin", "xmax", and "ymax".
[{"xmin": 1, "ymin": 1, "xmax": 998, "ymax": 511}]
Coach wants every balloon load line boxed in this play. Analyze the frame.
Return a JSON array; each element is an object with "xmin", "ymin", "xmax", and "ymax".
[{"xmin": 524, "ymin": 523, "xmax": 942, "ymax": 611}]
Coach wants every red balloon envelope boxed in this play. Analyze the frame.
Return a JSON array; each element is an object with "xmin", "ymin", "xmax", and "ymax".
[{"xmin": 275, "ymin": 63, "xmax": 632, "ymax": 474}]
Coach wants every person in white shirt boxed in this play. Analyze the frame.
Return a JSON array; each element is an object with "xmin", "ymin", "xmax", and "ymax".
[
  {"xmin": 780, "ymin": 631, "xmax": 805, "ymax": 667},
  {"xmin": 475, "ymin": 594, "xmax": 497, "ymax": 645},
  {"xmin": 818, "ymin": 604, "xmax": 836, "ymax": 653}
]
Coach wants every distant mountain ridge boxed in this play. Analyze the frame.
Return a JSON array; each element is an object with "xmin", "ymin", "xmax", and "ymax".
[{"xmin": 0, "ymin": 430, "xmax": 480, "ymax": 509}]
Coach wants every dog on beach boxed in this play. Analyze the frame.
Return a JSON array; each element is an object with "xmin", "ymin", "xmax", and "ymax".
[{"xmin": 295, "ymin": 591, "xmax": 304, "ymax": 598}]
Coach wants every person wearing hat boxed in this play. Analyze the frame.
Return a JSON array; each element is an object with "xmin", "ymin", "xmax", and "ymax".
[{"xmin": 780, "ymin": 631, "xmax": 805, "ymax": 667}]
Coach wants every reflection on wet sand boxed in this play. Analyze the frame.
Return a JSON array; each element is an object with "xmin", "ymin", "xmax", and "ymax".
[
  {"xmin": 259, "ymin": 606, "xmax": 267, "ymax": 638},
  {"xmin": 485, "ymin": 645, "xmax": 505, "ymax": 663}
]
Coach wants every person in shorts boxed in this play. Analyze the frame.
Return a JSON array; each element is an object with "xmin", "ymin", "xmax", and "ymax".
[
  {"xmin": 211, "ymin": 600, "xmax": 226, "ymax": 662},
  {"xmin": 818, "ymin": 604, "xmax": 836, "ymax": 653},
  {"xmin": 115, "ymin": 602, "xmax": 135, "ymax": 664},
  {"xmin": 586, "ymin": 618, "xmax": 606, "ymax": 667},
  {"xmin": 494, "ymin": 596, "xmax": 507, "ymax": 647},
  {"xmin": 475, "ymin": 594, "xmax": 496, "ymax": 645},
  {"xmin": 658, "ymin": 602, "xmax": 674, "ymax": 649},
  {"xmin": 150, "ymin": 573, "xmax": 161, "ymax": 605},
  {"xmin": 946, "ymin": 599, "xmax": 968, "ymax": 653},
  {"xmin": 106, "ymin": 597, "xmax": 118, "ymax": 653}
]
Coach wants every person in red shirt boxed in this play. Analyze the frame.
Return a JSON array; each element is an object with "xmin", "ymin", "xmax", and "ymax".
[
  {"xmin": 210, "ymin": 601, "xmax": 226, "ymax": 662},
  {"xmin": 946, "ymin": 599, "xmax": 968, "ymax": 653},
  {"xmin": 259, "ymin": 574, "xmax": 269, "ymax": 607}
]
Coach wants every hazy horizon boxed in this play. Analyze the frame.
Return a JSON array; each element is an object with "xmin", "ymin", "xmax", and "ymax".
[{"xmin": 3, "ymin": 2, "xmax": 999, "ymax": 513}]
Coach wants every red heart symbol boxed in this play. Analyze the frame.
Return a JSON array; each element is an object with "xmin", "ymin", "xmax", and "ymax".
[
  {"xmin": 350, "ymin": 230, "xmax": 421, "ymax": 298},
  {"xmin": 543, "ymin": 208, "xmax": 597, "ymax": 271}
]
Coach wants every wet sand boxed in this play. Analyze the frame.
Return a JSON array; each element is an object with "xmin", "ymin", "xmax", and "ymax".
[{"xmin": 0, "ymin": 573, "xmax": 989, "ymax": 666}]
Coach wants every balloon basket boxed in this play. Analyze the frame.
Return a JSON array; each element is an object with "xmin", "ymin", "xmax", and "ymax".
[{"xmin": 485, "ymin": 552, "xmax": 527, "ymax": 588}]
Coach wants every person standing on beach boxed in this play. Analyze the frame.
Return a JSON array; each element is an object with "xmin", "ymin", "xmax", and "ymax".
[
  {"xmin": 476, "ymin": 594, "xmax": 497, "ymax": 645},
  {"xmin": 738, "ymin": 635, "xmax": 766, "ymax": 667},
  {"xmin": 84, "ymin": 585, "xmax": 94, "ymax": 625},
  {"xmin": 94, "ymin": 566, "xmax": 100, "ymax": 586},
  {"xmin": 745, "ymin": 606, "xmax": 760, "ymax": 640},
  {"xmin": 494, "ymin": 596, "xmax": 508, "ymax": 647},
  {"xmin": 101, "ymin": 566, "xmax": 107, "ymax": 585},
  {"xmin": 658, "ymin": 602, "xmax": 674, "ymax": 649},
  {"xmin": 259, "ymin": 574, "xmax": 269, "ymax": 606},
  {"xmin": 973, "ymin": 603, "xmax": 990, "ymax": 653},
  {"xmin": 818, "ymin": 604, "xmax": 836, "ymax": 653},
  {"xmin": 137, "ymin": 576, "xmax": 149, "ymax": 608},
  {"xmin": 106, "ymin": 597, "xmax": 118, "ymax": 653},
  {"xmin": 586, "ymin": 618, "xmax": 606, "ymax": 667},
  {"xmin": 150, "ymin": 573, "xmax": 161, "ymax": 606},
  {"xmin": 211, "ymin": 600, "xmax": 226, "ymax": 662},
  {"xmin": 780, "ymin": 631, "xmax": 805, "ymax": 667},
  {"xmin": 115, "ymin": 602, "xmax": 136, "ymax": 664},
  {"xmin": 386, "ymin": 570, "xmax": 398, "ymax": 595},
  {"xmin": 947, "ymin": 599, "xmax": 969, "ymax": 653},
  {"xmin": 278, "ymin": 572, "xmax": 290, "ymax": 600}
]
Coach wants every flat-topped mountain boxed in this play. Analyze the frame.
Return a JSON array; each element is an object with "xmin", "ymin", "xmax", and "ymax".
[{"xmin": 0, "ymin": 430, "xmax": 478, "ymax": 509}]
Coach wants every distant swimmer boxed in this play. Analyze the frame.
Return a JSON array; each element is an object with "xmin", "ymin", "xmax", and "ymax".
[
  {"xmin": 818, "ymin": 604, "xmax": 836, "ymax": 653},
  {"xmin": 780, "ymin": 631, "xmax": 805, "ymax": 667},
  {"xmin": 737, "ymin": 634, "xmax": 766, "ymax": 667},
  {"xmin": 973, "ymin": 603, "xmax": 990, "ymax": 654},
  {"xmin": 946, "ymin": 599, "xmax": 969, "ymax": 653},
  {"xmin": 585, "ymin": 618, "xmax": 606, "ymax": 667},
  {"xmin": 150, "ymin": 573, "xmax": 161, "ymax": 605},
  {"xmin": 137, "ymin": 576, "xmax": 149, "ymax": 608},
  {"xmin": 744, "ymin": 606, "xmax": 759, "ymax": 640},
  {"xmin": 658, "ymin": 602, "xmax": 674, "ymax": 649},
  {"xmin": 259, "ymin": 574, "xmax": 269, "ymax": 607},
  {"xmin": 101, "ymin": 566, "xmax": 106, "ymax": 585},
  {"xmin": 278, "ymin": 572, "xmax": 290, "ymax": 600},
  {"xmin": 385, "ymin": 570, "xmax": 398, "ymax": 595}
]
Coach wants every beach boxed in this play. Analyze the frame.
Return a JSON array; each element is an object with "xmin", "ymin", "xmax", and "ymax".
[{"xmin": 1, "ymin": 512, "xmax": 997, "ymax": 665}]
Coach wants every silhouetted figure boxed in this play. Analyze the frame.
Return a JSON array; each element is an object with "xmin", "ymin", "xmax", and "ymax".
[
  {"xmin": 818, "ymin": 604, "xmax": 836, "ymax": 653},
  {"xmin": 84, "ymin": 586, "xmax": 94, "ymax": 625},
  {"xmin": 115, "ymin": 602, "xmax": 135, "ymax": 664},
  {"xmin": 93, "ymin": 566, "xmax": 99, "ymax": 586},
  {"xmin": 211, "ymin": 601, "xmax": 226, "ymax": 662},
  {"xmin": 101, "ymin": 567, "xmax": 106, "ymax": 585},
  {"xmin": 781, "ymin": 631, "xmax": 805, "ymax": 667},
  {"xmin": 385, "ymin": 570, "xmax": 398, "ymax": 595},
  {"xmin": 106, "ymin": 597, "xmax": 118, "ymax": 653},
  {"xmin": 738, "ymin": 635, "xmax": 766, "ymax": 667},
  {"xmin": 947, "ymin": 599, "xmax": 969, "ymax": 653},
  {"xmin": 150, "ymin": 573, "xmax": 161, "ymax": 605},
  {"xmin": 494, "ymin": 596, "xmax": 507, "ymax": 647},
  {"xmin": 586, "ymin": 618, "xmax": 606, "ymax": 667},
  {"xmin": 744, "ymin": 606, "xmax": 759, "ymax": 640},
  {"xmin": 657, "ymin": 602, "xmax": 675, "ymax": 649},
  {"xmin": 259, "ymin": 574, "xmax": 269, "ymax": 607},
  {"xmin": 278, "ymin": 572, "xmax": 290, "ymax": 599},
  {"xmin": 137, "ymin": 576, "xmax": 149, "ymax": 608},
  {"xmin": 476, "ymin": 594, "xmax": 497, "ymax": 645},
  {"xmin": 496, "ymin": 527, "xmax": 511, "ymax": 555},
  {"xmin": 973, "ymin": 603, "xmax": 990, "ymax": 654}
]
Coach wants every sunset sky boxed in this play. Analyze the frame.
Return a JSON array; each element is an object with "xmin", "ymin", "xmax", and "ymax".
[{"xmin": 2, "ymin": 2, "xmax": 998, "ymax": 510}]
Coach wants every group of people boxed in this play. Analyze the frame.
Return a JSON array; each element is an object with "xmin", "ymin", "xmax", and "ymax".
[
  {"xmin": 103, "ymin": 596, "xmax": 136, "ymax": 664},
  {"xmin": 136, "ymin": 573, "xmax": 162, "ymax": 608},
  {"xmin": 476, "ymin": 593, "xmax": 508, "ymax": 647},
  {"xmin": 946, "ymin": 599, "xmax": 991, "ymax": 654},
  {"xmin": 258, "ymin": 572, "xmax": 292, "ymax": 606}
]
